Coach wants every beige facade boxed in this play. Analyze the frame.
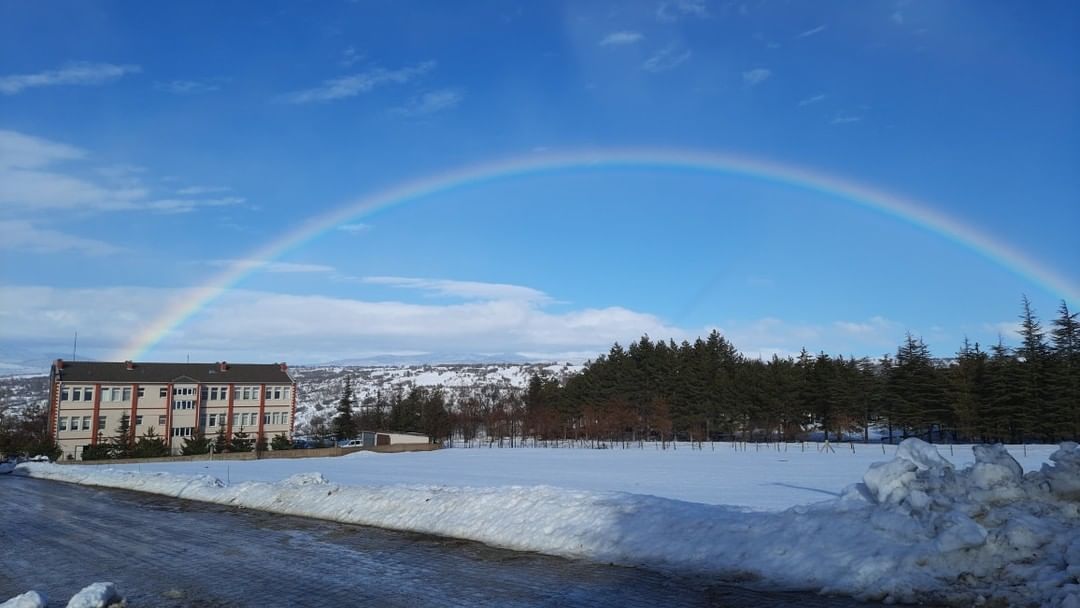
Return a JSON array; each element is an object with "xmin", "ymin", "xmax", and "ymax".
[{"xmin": 49, "ymin": 360, "xmax": 297, "ymax": 460}]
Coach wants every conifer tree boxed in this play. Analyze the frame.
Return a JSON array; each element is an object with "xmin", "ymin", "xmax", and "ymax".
[
  {"xmin": 213, "ymin": 426, "xmax": 231, "ymax": 453},
  {"xmin": 133, "ymin": 427, "xmax": 170, "ymax": 458},
  {"xmin": 180, "ymin": 428, "xmax": 212, "ymax": 455},
  {"xmin": 333, "ymin": 376, "xmax": 358, "ymax": 440},
  {"xmin": 110, "ymin": 414, "xmax": 133, "ymax": 459},
  {"xmin": 231, "ymin": 427, "xmax": 254, "ymax": 452},
  {"xmin": 270, "ymin": 432, "xmax": 291, "ymax": 450}
]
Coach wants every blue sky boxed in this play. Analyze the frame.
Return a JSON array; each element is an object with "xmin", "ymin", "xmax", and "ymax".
[{"xmin": 1, "ymin": 0, "xmax": 1077, "ymax": 366}]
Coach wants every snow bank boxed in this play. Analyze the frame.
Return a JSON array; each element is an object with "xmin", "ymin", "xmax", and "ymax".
[
  {"xmin": 16, "ymin": 440, "xmax": 1080, "ymax": 605},
  {"xmin": 64, "ymin": 583, "xmax": 124, "ymax": 608},
  {"xmin": 0, "ymin": 462, "xmax": 15, "ymax": 475},
  {"xmin": 0, "ymin": 591, "xmax": 46, "ymax": 608}
]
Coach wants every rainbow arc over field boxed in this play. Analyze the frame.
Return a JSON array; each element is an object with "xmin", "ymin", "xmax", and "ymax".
[{"xmin": 116, "ymin": 147, "xmax": 1079, "ymax": 360}]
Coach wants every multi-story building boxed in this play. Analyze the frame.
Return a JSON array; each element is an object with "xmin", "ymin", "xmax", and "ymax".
[{"xmin": 48, "ymin": 359, "xmax": 296, "ymax": 460}]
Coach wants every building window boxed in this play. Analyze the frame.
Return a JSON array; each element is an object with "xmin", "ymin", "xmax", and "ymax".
[
  {"xmin": 273, "ymin": 387, "xmax": 282, "ymax": 400},
  {"xmin": 61, "ymin": 389, "xmax": 69, "ymax": 401},
  {"xmin": 58, "ymin": 417, "xmax": 67, "ymax": 431},
  {"xmin": 109, "ymin": 388, "xmax": 119, "ymax": 401},
  {"xmin": 159, "ymin": 388, "xmax": 167, "ymax": 398},
  {"xmin": 210, "ymin": 387, "xmax": 218, "ymax": 400},
  {"xmin": 233, "ymin": 413, "xmax": 239, "ymax": 426},
  {"xmin": 123, "ymin": 387, "xmax": 131, "ymax": 401},
  {"xmin": 84, "ymin": 388, "xmax": 93, "ymax": 400},
  {"xmin": 98, "ymin": 416, "xmax": 106, "ymax": 431},
  {"xmin": 138, "ymin": 386, "xmax": 144, "ymax": 398},
  {"xmin": 263, "ymin": 414, "xmax": 269, "ymax": 425},
  {"xmin": 72, "ymin": 389, "xmax": 82, "ymax": 401},
  {"xmin": 209, "ymin": 414, "xmax": 217, "ymax": 427},
  {"xmin": 283, "ymin": 387, "xmax": 290, "ymax": 401},
  {"xmin": 82, "ymin": 416, "xmax": 91, "ymax": 430},
  {"xmin": 135, "ymin": 415, "xmax": 143, "ymax": 426},
  {"xmin": 158, "ymin": 415, "xmax": 166, "ymax": 425},
  {"xmin": 240, "ymin": 387, "xmax": 249, "ymax": 400}
]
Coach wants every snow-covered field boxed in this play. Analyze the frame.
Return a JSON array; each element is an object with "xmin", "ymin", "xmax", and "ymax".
[
  {"xmin": 15, "ymin": 441, "xmax": 1080, "ymax": 606},
  {"xmin": 96, "ymin": 441, "xmax": 1057, "ymax": 511}
]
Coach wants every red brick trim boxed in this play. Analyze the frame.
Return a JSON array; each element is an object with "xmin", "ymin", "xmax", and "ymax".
[
  {"xmin": 257, "ymin": 383, "xmax": 266, "ymax": 447},
  {"xmin": 129, "ymin": 383, "xmax": 140, "ymax": 442},
  {"xmin": 194, "ymin": 383, "xmax": 202, "ymax": 436},
  {"xmin": 290, "ymin": 382, "xmax": 297, "ymax": 437},
  {"xmin": 49, "ymin": 381, "xmax": 61, "ymax": 438},
  {"xmin": 164, "ymin": 383, "xmax": 174, "ymax": 445},
  {"xmin": 89, "ymin": 383, "xmax": 102, "ymax": 445},
  {"xmin": 225, "ymin": 383, "xmax": 235, "ymax": 439}
]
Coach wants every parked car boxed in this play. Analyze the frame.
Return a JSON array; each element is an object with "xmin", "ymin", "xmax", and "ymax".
[{"xmin": 339, "ymin": 439, "xmax": 365, "ymax": 448}]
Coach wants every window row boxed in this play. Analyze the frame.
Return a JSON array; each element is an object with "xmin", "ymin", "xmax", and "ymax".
[
  {"xmin": 171, "ymin": 427, "xmax": 194, "ymax": 437},
  {"xmin": 57, "ymin": 414, "xmax": 146, "ymax": 432},
  {"xmin": 173, "ymin": 399, "xmax": 195, "ymax": 410},
  {"xmin": 60, "ymin": 387, "xmax": 149, "ymax": 402}
]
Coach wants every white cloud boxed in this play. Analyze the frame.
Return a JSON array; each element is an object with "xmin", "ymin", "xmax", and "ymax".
[
  {"xmin": 656, "ymin": 0, "xmax": 707, "ymax": 22},
  {"xmin": 391, "ymin": 88, "xmax": 463, "ymax": 116},
  {"xmin": 796, "ymin": 25, "xmax": 827, "ymax": 38},
  {"xmin": 176, "ymin": 185, "xmax": 231, "ymax": 195},
  {"xmin": 0, "ymin": 284, "xmax": 686, "ymax": 364},
  {"xmin": 337, "ymin": 223, "xmax": 371, "ymax": 234},
  {"xmin": 0, "ymin": 62, "xmax": 140, "ymax": 95},
  {"xmin": 0, "ymin": 129, "xmax": 85, "ymax": 170},
  {"xmin": 154, "ymin": 79, "xmax": 221, "ymax": 94},
  {"xmin": 281, "ymin": 61, "xmax": 435, "ymax": 104},
  {"xmin": 0, "ymin": 220, "xmax": 124, "ymax": 255},
  {"xmin": 985, "ymin": 321, "xmax": 1021, "ymax": 341},
  {"xmin": 209, "ymin": 259, "xmax": 336, "ymax": 274},
  {"xmin": 340, "ymin": 46, "xmax": 363, "ymax": 68},
  {"xmin": 599, "ymin": 31, "xmax": 644, "ymax": 46},
  {"xmin": 742, "ymin": 68, "xmax": 771, "ymax": 86},
  {"xmin": 0, "ymin": 282, "xmax": 925, "ymax": 364},
  {"xmin": 798, "ymin": 93, "xmax": 826, "ymax": 106},
  {"xmin": 143, "ymin": 197, "xmax": 245, "ymax": 214},
  {"xmin": 362, "ymin": 276, "xmax": 551, "ymax": 303},
  {"xmin": 831, "ymin": 113, "xmax": 863, "ymax": 124},
  {"xmin": 0, "ymin": 129, "xmax": 243, "ymax": 215},
  {"xmin": 642, "ymin": 46, "xmax": 692, "ymax": 73}
]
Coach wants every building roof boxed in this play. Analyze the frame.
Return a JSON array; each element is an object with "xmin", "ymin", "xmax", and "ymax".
[{"xmin": 51, "ymin": 360, "xmax": 293, "ymax": 384}]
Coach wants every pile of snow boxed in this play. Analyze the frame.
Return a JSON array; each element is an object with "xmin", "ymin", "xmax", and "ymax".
[
  {"xmin": 64, "ymin": 583, "xmax": 124, "ymax": 608},
  {"xmin": 0, "ymin": 591, "xmax": 46, "ymax": 608},
  {"xmin": 1, "ymin": 584, "xmax": 123, "ymax": 608},
  {"xmin": 16, "ymin": 440, "xmax": 1080, "ymax": 605}
]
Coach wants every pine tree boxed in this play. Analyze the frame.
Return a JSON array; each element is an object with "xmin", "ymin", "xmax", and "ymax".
[
  {"xmin": 180, "ymin": 428, "xmax": 212, "ymax": 455},
  {"xmin": 1018, "ymin": 296, "xmax": 1053, "ymax": 441},
  {"xmin": 132, "ymin": 427, "xmax": 170, "ymax": 458},
  {"xmin": 270, "ymin": 432, "xmax": 292, "ymax": 450},
  {"xmin": 213, "ymin": 426, "xmax": 231, "ymax": 453},
  {"xmin": 231, "ymin": 427, "xmax": 254, "ymax": 452},
  {"xmin": 110, "ymin": 414, "xmax": 133, "ymax": 459},
  {"xmin": 333, "ymin": 376, "xmax": 358, "ymax": 441},
  {"xmin": 1050, "ymin": 300, "xmax": 1080, "ymax": 439}
]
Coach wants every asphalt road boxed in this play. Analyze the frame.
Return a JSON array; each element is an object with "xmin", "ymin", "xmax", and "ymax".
[{"xmin": 0, "ymin": 475, "xmax": 869, "ymax": 607}]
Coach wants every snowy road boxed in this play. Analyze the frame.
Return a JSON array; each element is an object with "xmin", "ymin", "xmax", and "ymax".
[{"xmin": 0, "ymin": 476, "xmax": 868, "ymax": 607}]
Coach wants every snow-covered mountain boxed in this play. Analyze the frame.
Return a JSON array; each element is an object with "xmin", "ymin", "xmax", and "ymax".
[{"xmin": 292, "ymin": 362, "xmax": 583, "ymax": 429}]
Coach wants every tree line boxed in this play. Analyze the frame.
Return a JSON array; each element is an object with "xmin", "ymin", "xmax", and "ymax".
[
  {"xmin": 317, "ymin": 297, "xmax": 1078, "ymax": 446},
  {"xmin": 522, "ymin": 297, "xmax": 1078, "ymax": 445}
]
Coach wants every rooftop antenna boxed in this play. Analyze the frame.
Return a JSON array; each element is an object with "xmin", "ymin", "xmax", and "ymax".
[
  {"xmin": 187, "ymin": 354, "xmax": 190, "ymax": 363},
  {"xmin": 72, "ymin": 331, "xmax": 78, "ymax": 361}
]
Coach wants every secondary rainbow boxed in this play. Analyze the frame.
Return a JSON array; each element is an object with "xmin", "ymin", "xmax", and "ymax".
[{"xmin": 116, "ymin": 147, "xmax": 1079, "ymax": 360}]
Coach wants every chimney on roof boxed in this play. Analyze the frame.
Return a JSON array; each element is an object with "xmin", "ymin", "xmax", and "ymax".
[
  {"xmin": 125, "ymin": 360, "xmax": 135, "ymax": 370},
  {"xmin": 219, "ymin": 361, "xmax": 229, "ymax": 372},
  {"xmin": 55, "ymin": 358, "xmax": 64, "ymax": 370},
  {"xmin": 279, "ymin": 362, "xmax": 288, "ymax": 372}
]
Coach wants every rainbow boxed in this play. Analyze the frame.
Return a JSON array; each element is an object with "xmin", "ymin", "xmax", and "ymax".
[{"xmin": 116, "ymin": 147, "xmax": 1079, "ymax": 360}]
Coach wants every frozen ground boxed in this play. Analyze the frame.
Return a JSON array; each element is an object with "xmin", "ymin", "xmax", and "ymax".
[
  {"xmin": 15, "ymin": 441, "xmax": 1080, "ymax": 606},
  {"xmin": 112, "ymin": 441, "xmax": 1055, "ymax": 510}
]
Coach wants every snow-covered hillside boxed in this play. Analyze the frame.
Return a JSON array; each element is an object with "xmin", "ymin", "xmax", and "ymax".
[{"xmin": 292, "ymin": 363, "xmax": 583, "ymax": 429}]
